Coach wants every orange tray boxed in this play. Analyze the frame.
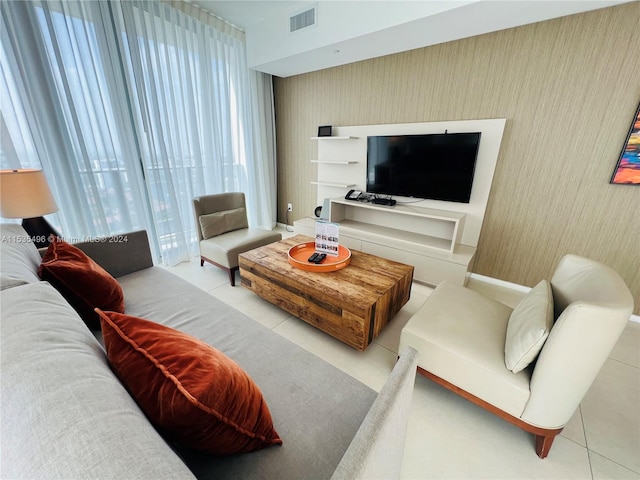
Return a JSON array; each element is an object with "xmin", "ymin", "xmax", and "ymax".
[{"xmin": 287, "ymin": 241, "xmax": 351, "ymax": 272}]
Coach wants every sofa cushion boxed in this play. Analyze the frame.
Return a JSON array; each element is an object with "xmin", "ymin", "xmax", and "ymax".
[
  {"xmin": 117, "ymin": 266, "xmax": 377, "ymax": 479},
  {"xmin": 0, "ymin": 282, "xmax": 195, "ymax": 479},
  {"xmin": 37, "ymin": 238, "xmax": 124, "ymax": 329},
  {"xmin": 0, "ymin": 223, "xmax": 42, "ymax": 290},
  {"xmin": 97, "ymin": 309, "xmax": 282, "ymax": 456},
  {"xmin": 505, "ymin": 280, "xmax": 554, "ymax": 373},
  {"xmin": 199, "ymin": 207, "xmax": 248, "ymax": 239}
]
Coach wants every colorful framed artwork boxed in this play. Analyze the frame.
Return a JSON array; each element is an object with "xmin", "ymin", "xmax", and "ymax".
[{"xmin": 611, "ymin": 101, "xmax": 640, "ymax": 184}]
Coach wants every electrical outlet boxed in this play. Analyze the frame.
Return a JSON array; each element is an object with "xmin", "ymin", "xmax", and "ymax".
[{"xmin": 287, "ymin": 203, "xmax": 293, "ymax": 212}]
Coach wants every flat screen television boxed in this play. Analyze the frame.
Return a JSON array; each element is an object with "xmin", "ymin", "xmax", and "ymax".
[{"xmin": 366, "ymin": 132, "xmax": 481, "ymax": 203}]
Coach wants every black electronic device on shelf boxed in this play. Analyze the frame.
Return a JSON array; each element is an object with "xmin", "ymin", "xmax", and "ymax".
[
  {"xmin": 345, "ymin": 189, "xmax": 362, "ymax": 201},
  {"xmin": 371, "ymin": 197, "xmax": 396, "ymax": 206}
]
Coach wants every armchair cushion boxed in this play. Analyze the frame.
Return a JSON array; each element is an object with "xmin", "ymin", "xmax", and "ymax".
[
  {"xmin": 504, "ymin": 280, "xmax": 554, "ymax": 373},
  {"xmin": 400, "ymin": 282, "xmax": 531, "ymax": 417},
  {"xmin": 199, "ymin": 208, "xmax": 248, "ymax": 239},
  {"xmin": 199, "ymin": 228, "xmax": 282, "ymax": 269}
]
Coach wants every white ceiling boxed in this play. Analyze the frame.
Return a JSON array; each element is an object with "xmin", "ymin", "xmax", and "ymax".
[
  {"xmin": 191, "ymin": 1, "xmax": 301, "ymax": 30},
  {"xmin": 191, "ymin": 0, "xmax": 633, "ymax": 77}
]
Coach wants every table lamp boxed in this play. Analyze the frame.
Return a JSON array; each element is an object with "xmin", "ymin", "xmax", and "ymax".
[{"xmin": 0, "ymin": 169, "xmax": 61, "ymax": 248}]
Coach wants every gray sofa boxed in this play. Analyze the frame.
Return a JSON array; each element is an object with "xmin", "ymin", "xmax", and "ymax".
[{"xmin": 1, "ymin": 224, "xmax": 417, "ymax": 479}]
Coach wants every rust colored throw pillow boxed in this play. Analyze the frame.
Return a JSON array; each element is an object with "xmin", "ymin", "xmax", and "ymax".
[
  {"xmin": 37, "ymin": 238, "xmax": 124, "ymax": 329},
  {"xmin": 96, "ymin": 309, "xmax": 282, "ymax": 456}
]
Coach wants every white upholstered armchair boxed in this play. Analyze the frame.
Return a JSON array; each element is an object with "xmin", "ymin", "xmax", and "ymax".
[
  {"xmin": 399, "ymin": 254, "xmax": 634, "ymax": 458},
  {"xmin": 193, "ymin": 193, "xmax": 281, "ymax": 286}
]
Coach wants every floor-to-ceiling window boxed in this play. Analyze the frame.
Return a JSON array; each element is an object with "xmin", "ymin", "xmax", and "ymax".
[{"xmin": 1, "ymin": 0, "xmax": 277, "ymax": 265}]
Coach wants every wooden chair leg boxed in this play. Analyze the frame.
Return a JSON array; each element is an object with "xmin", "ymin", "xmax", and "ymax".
[
  {"xmin": 228, "ymin": 266, "xmax": 239, "ymax": 287},
  {"xmin": 416, "ymin": 366, "xmax": 563, "ymax": 458},
  {"xmin": 535, "ymin": 432, "xmax": 559, "ymax": 459},
  {"xmin": 200, "ymin": 255, "xmax": 239, "ymax": 287}
]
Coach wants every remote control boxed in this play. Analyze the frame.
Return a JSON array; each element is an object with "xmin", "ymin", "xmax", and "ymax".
[
  {"xmin": 308, "ymin": 252, "xmax": 320, "ymax": 262},
  {"xmin": 314, "ymin": 253, "xmax": 327, "ymax": 264}
]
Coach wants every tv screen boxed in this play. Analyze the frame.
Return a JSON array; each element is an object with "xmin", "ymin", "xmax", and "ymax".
[{"xmin": 366, "ymin": 132, "xmax": 481, "ymax": 203}]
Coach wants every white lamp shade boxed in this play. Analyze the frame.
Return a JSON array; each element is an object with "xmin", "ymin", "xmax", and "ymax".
[{"xmin": 0, "ymin": 169, "xmax": 59, "ymax": 218}]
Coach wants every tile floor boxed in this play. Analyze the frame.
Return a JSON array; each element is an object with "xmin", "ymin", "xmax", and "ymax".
[{"xmin": 166, "ymin": 237, "xmax": 639, "ymax": 479}]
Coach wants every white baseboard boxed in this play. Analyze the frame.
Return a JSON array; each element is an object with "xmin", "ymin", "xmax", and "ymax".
[
  {"xmin": 469, "ymin": 273, "xmax": 531, "ymax": 293},
  {"xmin": 469, "ymin": 274, "xmax": 639, "ymax": 324}
]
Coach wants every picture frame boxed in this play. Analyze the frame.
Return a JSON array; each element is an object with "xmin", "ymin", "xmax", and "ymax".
[
  {"xmin": 610, "ymin": 101, "xmax": 640, "ymax": 185},
  {"xmin": 317, "ymin": 125, "xmax": 332, "ymax": 137}
]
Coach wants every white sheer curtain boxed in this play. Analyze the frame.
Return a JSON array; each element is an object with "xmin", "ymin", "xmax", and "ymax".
[
  {"xmin": 1, "ymin": 1, "xmax": 153, "ymax": 243},
  {"xmin": 0, "ymin": 0, "xmax": 277, "ymax": 265}
]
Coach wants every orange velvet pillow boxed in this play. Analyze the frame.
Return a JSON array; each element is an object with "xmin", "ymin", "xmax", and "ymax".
[
  {"xmin": 96, "ymin": 309, "xmax": 282, "ymax": 456},
  {"xmin": 37, "ymin": 238, "xmax": 124, "ymax": 329}
]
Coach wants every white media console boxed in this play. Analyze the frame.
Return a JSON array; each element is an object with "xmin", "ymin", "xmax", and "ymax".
[{"xmin": 294, "ymin": 119, "xmax": 506, "ymax": 286}]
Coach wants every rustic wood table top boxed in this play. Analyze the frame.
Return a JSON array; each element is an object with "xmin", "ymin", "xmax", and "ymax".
[{"xmin": 239, "ymin": 235, "xmax": 414, "ymax": 350}]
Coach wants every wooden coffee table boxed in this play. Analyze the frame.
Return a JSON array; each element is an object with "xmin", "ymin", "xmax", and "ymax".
[{"xmin": 239, "ymin": 235, "xmax": 414, "ymax": 351}]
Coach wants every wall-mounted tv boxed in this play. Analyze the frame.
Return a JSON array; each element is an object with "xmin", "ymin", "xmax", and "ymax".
[{"xmin": 366, "ymin": 132, "xmax": 481, "ymax": 203}]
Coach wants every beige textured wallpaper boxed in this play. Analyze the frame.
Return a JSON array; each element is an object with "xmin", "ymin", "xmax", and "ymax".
[{"xmin": 274, "ymin": 3, "xmax": 640, "ymax": 315}]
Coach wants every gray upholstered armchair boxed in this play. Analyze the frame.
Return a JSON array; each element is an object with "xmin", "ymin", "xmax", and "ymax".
[
  {"xmin": 400, "ymin": 254, "xmax": 634, "ymax": 458},
  {"xmin": 192, "ymin": 193, "xmax": 281, "ymax": 286}
]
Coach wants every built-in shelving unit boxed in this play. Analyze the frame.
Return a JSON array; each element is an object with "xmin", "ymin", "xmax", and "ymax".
[
  {"xmin": 311, "ymin": 160, "xmax": 359, "ymax": 164},
  {"xmin": 330, "ymin": 198, "xmax": 465, "ymax": 255},
  {"xmin": 311, "ymin": 136, "xmax": 359, "ymax": 140},
  {"xmin": 312, "ymin": 135, "xmax": 362, "ymax": 197},
  {"xmin": 300, "ymin": 120, "xmax": 506, "ymax": 286},
  {"xmin": 328, "ymin": 198, "xmax": 476, "ymax": 285},
  {"xmin": 294, "ymin": 198, "xmax": 476, "ymax": 286},
  {"xmin": 310, "ymin": 181, "xmax": 357, "ymax": 188}
]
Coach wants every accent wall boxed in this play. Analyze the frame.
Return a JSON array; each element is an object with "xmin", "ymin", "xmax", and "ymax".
[{"xmin": 274, "ymin": 2, "xmax": 640, "ymax": 315}]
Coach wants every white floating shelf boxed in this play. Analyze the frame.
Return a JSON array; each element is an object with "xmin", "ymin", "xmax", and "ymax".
[
  {"xmin": 311, "ymin": 160, "xmax": 359, "ymax": 164},
  {"xmin": 310, "ymin": 181, "xmax": 356, "ymax": 188},
  {"xmin": 310, "ymin": 136, "xmax": 359, "ymax": 140}
]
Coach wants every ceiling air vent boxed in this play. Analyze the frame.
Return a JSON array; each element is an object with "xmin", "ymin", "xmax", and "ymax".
[{"xmin": 290, "ymin": 7, "xmax": 316, "ymax": 33}]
